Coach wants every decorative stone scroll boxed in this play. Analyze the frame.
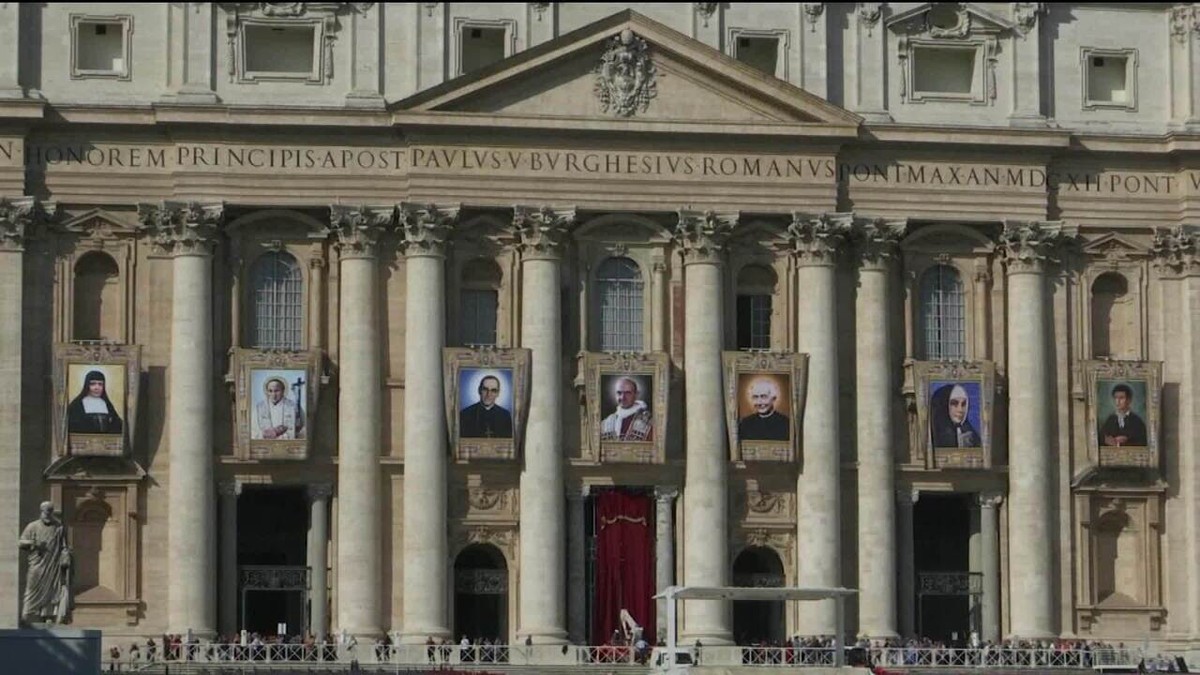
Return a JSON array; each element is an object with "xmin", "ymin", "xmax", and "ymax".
[
  {"xmin": 398, "ymin": 202, "xmax": 459, "ymax": 256},
  {"xmin": 1151, "ymin": 225, "xmax": 1200, "ymax": 276},
  {"xmin": 722, "ymin": 351, "xmax": 809, "ymax": 463},
  {"xmin": 594, "ymin": 29, "xmax": 657, "ymax": 118},
  {"xmin": 582, "ymin": 351, "xmax": 670, "ymax": 464},
  {"xmin": 137, "ymin": 201, "xmax": 225, "ymax": 256},
  {"xmin": 787, "ymin": 212, "xmax": 852, "ymax": 265},
  {"xmin": 674, "ymin": 209, "xmax": 737, "ymax": 263},
  {"xmin": 912, "ymin": 360, "xmax": 996, "ymax": 469},
  {"xmin": 327, "ymin": 204, "xmax": 393, "ymax": 259},
  {"xmin": 852, "ymin": 216, "xmax": 907, "ymax": 268},
  {"xmin": 52, "ymin": 343, "xmax": 142, "ymax": 459},
  {"xmin": 230, "ymin": 348, "xmax": 323, "ymax": 460},
  {"xmin": 999, "ymin": 220, "xmax": 1076, "ymax": 273},
  {"xmin": 443, "ymin": 346, "xmax": 531, "ymax": 462},
  {"xmin": 0, "ymin": 196, "xmax": 51, "ymax": 251},
  {"xmin": 513, "ymin": 205, "xmax": 575, "ymax": 259},
  {"xmin": 1082, "ymin": 360, "xmax": 1162, "ymax": 471}
]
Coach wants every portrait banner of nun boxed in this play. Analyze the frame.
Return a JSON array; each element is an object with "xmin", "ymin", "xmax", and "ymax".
[
  {"xmin": 914, "ymin": 360, "xmax": 995, "ymax": 470},
  {"xmin": 52, "ymin": 344, "xmax": 142, "ymax": 458}
]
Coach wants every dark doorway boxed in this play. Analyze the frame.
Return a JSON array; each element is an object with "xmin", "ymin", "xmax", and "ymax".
[
  {"xmin": 732, "ymin": 546, "xmax": 786, "ymax": 645},
  {"xmin": 454, "ymin": 544, "xmax": 508, "ymax": 642},
  {"xmin": 238, "ymin": 486, "xmax": 308, "ymax": 637},
  {"xmin": 913, "ymin": 493, "xmax": 973, "ymax": 645}
]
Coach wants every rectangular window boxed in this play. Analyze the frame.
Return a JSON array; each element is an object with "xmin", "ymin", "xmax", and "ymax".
[
  {"xmin": 461, "ymin": 289, "xmax": 498, "ymax": 347},
  {"xmin": 736, "ymin": 36, "xmax": 779, "ymax": 77},
  {"xmin": 244, "ymin": 24, "xmax": 318, "ymax": 77},
  {"xmin": 736, "ymin": 294, "xmax": 772, "ymax": 350},
  {"xmin": 459, "ymin": 26, "xmax": 507, "ymax": 75},
  {"xmin": 1082, "ymin": 48, "xmax": 1137, "ymax": 110},
  {"xmin": 71, "ymin": 16, "xmax": 132, "ymax": 80},
  {"xmin": 913, "ymin": 47, "xmax": 976, "ymax": 95}
]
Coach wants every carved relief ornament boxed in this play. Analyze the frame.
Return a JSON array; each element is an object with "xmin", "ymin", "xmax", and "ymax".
[
  {"xmin": 137, "ymin": 201, "xmax": 225, "ymax": 256},
  {"xmin": 594, "ymin": 29, "xmax": 658, "ymax": 118},
  {"xmin": 398, "ymin": 202, "xmax": 459, "ymax": 257},
  {"xmin": 803, "ymin": 3, "xmax": 825, "ymax": 32},
  {"xmin": 853, "ymin": 216, "xmax": 907, "ymax": 268},
  {"xmin": 1012, "ymin": 2, "xmax": 1045, "ymax": 36},
  {"xmin": 1000, "ymin": 220, "xmax": 1075, "ymax": 273},
  {"xmin": 674, "ymin": 209, "xmax": 737, "ymax": 263},
  {"xmin": 1171, "ymin": 4, "xmax": 1200, "ymax": 43},
  {"xmin": 0, "ymin": 197, "xmax": 50, "ymax": 251},
  {"xmin": 787, "ymin": 212, "xmax": 853, "ymax": 265},
  {"xmin": 327, "ymin": 204, "xmax": 393, "ymax": 259},
  {"xmin": 1152, "ymin": 225, "xmax": 1200, "ymax": 276},
  {"xmin": 513, "ymin": 205, "xmax": 576, "ymax": 260}
]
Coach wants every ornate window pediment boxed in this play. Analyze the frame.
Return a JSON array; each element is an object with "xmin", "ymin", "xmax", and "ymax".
[
  {"xmin": 887, "ymin": 3, "xmax": 1017, "ymax": 106},
  {"xmin": 220, "ymin": 3, "xmax": 373, "ymax": 84}
]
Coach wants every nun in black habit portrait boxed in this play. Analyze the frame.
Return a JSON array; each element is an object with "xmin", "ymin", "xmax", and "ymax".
[
  {"xmin": 930, "ymin": 382, "xmax": 980, "ymax": 449},
  {"xmin": 67, "ymin": 370, "xmax": 123, "ymax": 434}
]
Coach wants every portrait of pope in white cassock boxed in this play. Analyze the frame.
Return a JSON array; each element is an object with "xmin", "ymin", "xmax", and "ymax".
[{"xmin": 252, "ymin": 374, "xmax": 305, "ymax": 440}]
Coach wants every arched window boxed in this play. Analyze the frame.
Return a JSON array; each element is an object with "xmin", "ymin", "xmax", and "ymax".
[
  {"xmin": 1094, "ymin": 510, "xmax": 1143, "ymax": 606},
  {"xmin": 249, "ymin": 251, "xmax": 304, "ymax": 350},
  {"xmin": 920, "ymin": 265, "xmax": 966, "ymax": 360},
  {"xmin": 454, "ymin": 543, "xmax": 508, "ymax": 642},
  {"xmin": 1092, "ymin": 272, "xmax": 1133, "ymax": 358},
  {"xmin": 73, "ymin": 252, "xmax": 120, "ymax": 341},
  {"xmin": 597, "ymin": 257, "xmax": 644, "ymax": 352},
  {"xmin": 71, "ymin": 501, "xmax": 118, "ymax": 599},
  {"xmin": 460, "ymin": 259, "xmax": 501, "ymax": 347},
  {"xmin": 736, "ymin": 264, "xmax": 776, "ymax": 350}
]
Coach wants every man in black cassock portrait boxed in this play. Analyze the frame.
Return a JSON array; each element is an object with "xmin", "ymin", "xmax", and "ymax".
[
  {"xmin": 459, "ymin": 375, "xmax": 513, "ymax": 439},
  {"xmin": 1099, "ymin": 383, "xmax": 1148, "ymax": 447},
  {"xmin": 737, "ymin": 377, "xmax": 790, "ymax": 442}
]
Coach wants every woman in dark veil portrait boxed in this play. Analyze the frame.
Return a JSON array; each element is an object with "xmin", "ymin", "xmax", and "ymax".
[
  {"xmin": 930, "ymin": 383, "xmax": 980, "ymax": 448},
  {"xmin": 67, "ymin": 369, "xmax": 123, "ymax": 434}
]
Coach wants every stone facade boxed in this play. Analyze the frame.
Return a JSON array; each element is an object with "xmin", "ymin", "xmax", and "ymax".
[{"xmin": 1, "ymin": 0, "xmax": 1199, "ymax": 660}]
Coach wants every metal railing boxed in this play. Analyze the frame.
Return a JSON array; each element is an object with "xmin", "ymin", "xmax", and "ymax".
[{"xmin": 104, "ymin": 642, "xmax": 1148, "ymax": 670}]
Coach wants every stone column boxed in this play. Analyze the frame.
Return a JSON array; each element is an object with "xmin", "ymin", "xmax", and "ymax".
[
  {"xmin": 0, "ymin": 198, "xmax": 39, "ymax": 627},
  {"xmin": 850, "ymin": 4, "xmax": 890, "ymax": 122},
  {"xmin": 677, "ymin": 210, "xmax": 735, "ymax": 644},
  {"xmin": 655, "ymin": 487, "xmax": 678, "ymax": 635},
  {"xmin": 328, "ymin": 204, "xmax": 393, "ymax": 638},
  {"xmin": 979, "ymin": 492, "xmax": 1003, "ymax": 643},
  {"xmin": 308, "ymin": 254, "xmax": 326, "ymax": 350},
  {"xmin": 0, "ymin": 5, "xmax": 20, "ymax": 97},
  {"xmin": 789, "ymin": 213, "xmax": 851, "ymax": 635},
  {"xmin": 566, "ymin": 486, "xmax": 589, "ymax": 644},
  {"xmin": 398, "ymin": 203, "xmax": 457, "ymax": 643},
  {"xmin": 218, "ymin": 481, "xmax": 240, "ymax": 636},
  {"xmin": 514, "ymin": 206, "xmax": 574, "ymax": 644},
  {"xmin": 1001, "ymin": 220, "xmax": 1071, "ymax": 639},
  {"xmin": 896, "ymin": 489, "xmax": 919, "ymax": 638},
  {"xmin": 853, "ymin": 218, "xmax": 905, "ymax": 639},
  {"xmin": 308, "ymin": 483, "xmax": 332, "ymax": 641},
  {"xmin": 140, "ymin": 201, "xmax": 224, "ymax": 637}
]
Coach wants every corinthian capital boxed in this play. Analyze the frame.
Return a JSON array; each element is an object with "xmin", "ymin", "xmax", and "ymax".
[
  {"xmin": 137, "ymin": 201, "xmax": 224, "ymax": 256},
  {"xmin": 0, "ymin": 197, "xmax": 51, "ymax": 252},
  {"xmin": 513, "ymin": 205, "xmax": 575, "ymax": 260},
  {"xmin": 398, "ymin": 202, "xmax": 458, "ymax": 257},
  {"xmin": 853, "ymin": 216, "xmax": 907, "ymax": 268},
  {"xmin": 1152, "ymin": 225, "xmax": 1200, "ymax": 276},
  {"xmin": 674, "ymin": 209, "xmax": 736, "ymax": 264},
  {"xmin": 788, "ymin": 212, "xmax": 852, "ymax": 266},
  {"xmin": 327, "ymin": 204, "xmax": 394, "ymax": 259},
  {"xmin": 1000, "ymin": 220, "xmax": 1075, "ymax": 274}
]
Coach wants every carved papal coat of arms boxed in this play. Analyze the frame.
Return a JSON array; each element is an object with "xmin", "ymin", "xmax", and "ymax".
[{"xmin": 594, "ymin": 29, "xmax": 658, "ymax": 117}]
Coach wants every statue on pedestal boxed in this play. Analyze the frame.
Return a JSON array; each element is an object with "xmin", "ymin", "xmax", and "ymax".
[{"xmin": 18, "ymin": 501, "xmax": 71, "ymax": 625}]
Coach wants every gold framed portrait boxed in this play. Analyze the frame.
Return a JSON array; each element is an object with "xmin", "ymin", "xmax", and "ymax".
[
  {"xmin": 443, "ymin": 347, "xmax": 531, "ymax": 462},
  {"xmin": 1083, "ymin": 360, "xmax": 1162, "ymax": 470},
  {"xmin": 582, "ymin": 351, "xmax": 670, "ymax": 464},
  {"xmin": 232, "ymin": 348, "xmax": 322, "ymax": 460},
  {"xmin": 722, "ymin": 351, "xmax": 809, "ymax": 463},
  {"xmin": 913, "ymin": 360, "xmax": 996, "ymax": 470},
  {"xmin": 53, "ymin": 343, "xmax": 142, "ymax": 458}
]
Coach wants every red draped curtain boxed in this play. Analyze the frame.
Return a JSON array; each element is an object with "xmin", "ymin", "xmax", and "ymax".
[{"xmin": 592, "ymin": 490, "xmax": 656, "ymax": 645}]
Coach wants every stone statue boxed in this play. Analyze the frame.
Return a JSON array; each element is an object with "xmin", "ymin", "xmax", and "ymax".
[{"xmin": 18, "ymin": 501, "xmax": 71, "ymax": 625}]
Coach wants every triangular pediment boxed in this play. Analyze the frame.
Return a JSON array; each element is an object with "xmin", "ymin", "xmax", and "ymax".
[
  {"xmin": 886, "ymin": 3, "xmax": 1016, "ymax": 37},
  {"xmin": 57, "ymin": 208, "xmax": 140, "ymax": 238},
  {"xmin": 396, "ymin": 10, "xmax": 860, "ymax": 130},
  {"xmin": 1083, "ymin": 232, "xmax": 1147, "ymax": 258}
]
